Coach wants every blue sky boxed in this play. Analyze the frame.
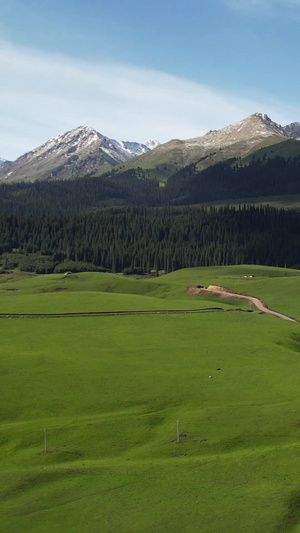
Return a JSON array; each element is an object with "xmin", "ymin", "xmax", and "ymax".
[{"xmin": 1, "ymin": 0, "xmax": 300, "ymax": 159}]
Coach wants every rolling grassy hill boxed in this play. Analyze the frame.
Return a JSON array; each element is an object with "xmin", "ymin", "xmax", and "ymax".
[
  {"xmin": 241, "ymin": 138, "xmax": 300, "ymax": 166},
  {"xmin": 1, "ymin": 266, "xmax": 300, "ymax": 532}
]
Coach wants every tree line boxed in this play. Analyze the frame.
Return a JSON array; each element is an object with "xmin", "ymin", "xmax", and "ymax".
[{"xmin": 1, "ymin": 205, "xmax": 300, "ymax": 274}]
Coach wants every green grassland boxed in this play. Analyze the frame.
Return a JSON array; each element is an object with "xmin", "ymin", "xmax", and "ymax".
[
  {"xmin": 1, "ymin": 266, "xmax": 300, "ymax": 532},
  {"xmin": 241, "ymin": 138, "xmax": 300, "ymax": 166}
]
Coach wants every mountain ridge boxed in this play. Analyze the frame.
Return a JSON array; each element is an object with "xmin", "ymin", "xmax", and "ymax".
[
  {"xmin": 1, "ymin": 113, "xmax": 300, "ymax": 183},
  {"xmin": 0, "ymin": 126, "xmax": 160, "ymax": 183},
  {"xmin": 112, "ymin": 113, "xmax": 300, "ymax": 180}
]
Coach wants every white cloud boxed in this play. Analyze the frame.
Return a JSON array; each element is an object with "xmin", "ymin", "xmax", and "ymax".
[
  {"xmin": 222, "ymin": 0, "xmax": 300, "ymax": 13},
  {"xmin": 0, "ymin": 40, "xmax": 299, "ymax": 160}
]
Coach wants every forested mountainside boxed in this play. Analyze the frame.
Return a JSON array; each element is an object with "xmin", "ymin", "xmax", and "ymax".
[
  {"xmin": 166, "ymin": 155, "xmax": 300, "ymax": 204},
  {"xmin": 1, "ymin": 206, "xmax": 300, "ymax": 274},
  {"xmin": 0, "ymin": 155, "xmax": 300, "ymax": 215},
  {"xmin": 1, "ymin": 149, "xmax": 300, "ymax": 275},
  {"xmin": 0, "ymin": 169, "xmax": 164, "ymax": 215}
]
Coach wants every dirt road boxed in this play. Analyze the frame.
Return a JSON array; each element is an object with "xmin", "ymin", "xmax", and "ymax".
[{"xmin": 188, "ymin": 285, "xmax": 297, "ymax": 322}]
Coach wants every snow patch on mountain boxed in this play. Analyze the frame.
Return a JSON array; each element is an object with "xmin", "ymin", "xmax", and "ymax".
[
  {"xmin": 145, "ymin": 140, "xmax": 160, "ymax": 150},
  {"xmin": 119, "ymin": 140, "xmax": 150, "ymax": 157}
]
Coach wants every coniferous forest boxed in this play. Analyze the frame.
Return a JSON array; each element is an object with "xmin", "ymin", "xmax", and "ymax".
[
  {"xmin": 1, "ymin": 206, "xmax": 300, "ymax": 274},
  {"xmin": 1, "ymin": 154, "xmax": 300, "ymax": 274}
]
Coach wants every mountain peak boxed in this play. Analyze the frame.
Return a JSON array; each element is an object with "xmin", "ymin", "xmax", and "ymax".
[
  {"xmin": 193, "ymin": 112, "xmax": 285, "ymax": 150},
  {"xmin": 249, "ymin": 112, "xmax": 300, "ymax": 139},
  {"xmin": 250, "ymin": 112, "xmax": 286, "ymax": 135},
  {"xmin": 145, "ymin": 139, "xmax": 160, "ymax": 150},
  {"xmin": 0, "ymin": 126, "xmax": 155, "ymax": 182},
  {"xmin": 68, "ymin": 125, "xmax": 103, "ymax": 137},
  {"xmin": 253, "ymin": 112, "xmax": 271, "ymax": 121}
]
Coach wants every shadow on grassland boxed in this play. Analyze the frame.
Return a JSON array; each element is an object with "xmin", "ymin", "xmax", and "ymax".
[{"xmin": 275, "ymin": 490, "xmax": 300, "ymax": 532}]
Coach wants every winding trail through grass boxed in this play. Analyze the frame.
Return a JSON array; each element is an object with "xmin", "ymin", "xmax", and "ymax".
[{"xmin": 188, "ymin": 284, "xmax": 298, "ymax": 322}]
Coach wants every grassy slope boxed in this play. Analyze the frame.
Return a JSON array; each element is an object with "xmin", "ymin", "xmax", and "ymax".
[
  {"xmin": 241, "ymin": 138, "xmax": 300, "ymax": 165},
  {"xmin": 158, "ymin": 265, "xmax": 300, "ymax": 319},
  {"xmin": 98, "ymin": 136, "xmax": 293, "ymax": 182},
  {"xmin": 0, "ymin": 271, "xmax": 251, "ymax": 314},
  {"xmin": 1, "ymin": 266, "xmax": 300, "ymax": 532}
]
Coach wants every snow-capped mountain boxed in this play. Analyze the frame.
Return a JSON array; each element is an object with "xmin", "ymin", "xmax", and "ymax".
[
  {"xmin": 145, "ymin": 140, "xmax": 160, "ymax": 150},
  {"xmin": 0, "ymin": 127, "xmax": 159, "ymax": 183}
]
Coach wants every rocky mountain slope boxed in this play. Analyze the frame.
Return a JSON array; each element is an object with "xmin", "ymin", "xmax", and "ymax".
[
  {"xmin": 0, "ymin": 157, "xmax": 11, "ymax": 168},
  {"xmin": 0, "ymin": 127, "xmax": 159, "ymax": 183},
  {"xmin": 116, "ymin": 113, "xmax": 300, "ymax": 179}
]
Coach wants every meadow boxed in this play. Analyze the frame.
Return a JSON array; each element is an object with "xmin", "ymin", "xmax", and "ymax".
[{"xmin": 1, "ymin": 266, "xmax": 300, "ymax": 532}]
